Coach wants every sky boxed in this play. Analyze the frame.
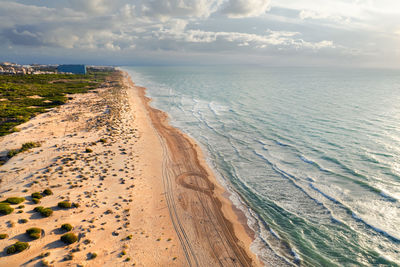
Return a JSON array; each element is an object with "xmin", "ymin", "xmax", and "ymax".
[{"xmin": 1, "ymin": 0, "xmax": 400, "ymax": 68}]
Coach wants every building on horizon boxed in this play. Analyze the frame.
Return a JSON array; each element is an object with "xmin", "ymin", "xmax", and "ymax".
[{"xmin": 58, "ymin": 64, "xmax": 87, "ymax": 75}]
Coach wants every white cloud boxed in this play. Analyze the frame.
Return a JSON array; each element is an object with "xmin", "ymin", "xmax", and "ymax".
[
  {"xmin": 140, "ymin": 0, "xmax": 224, "ymax": 19},
  {"xmin": 0, "ymin": 0, "xmax": 399, "ymax": 67},
  {"xmin": 157, "ymin": 27, "xmax": 334, "ymax": 51},
  {"xmin": 67, "ymin": 0, "xmax": 112, "ymax": 15},
  {"xmin": 221, "ymin": 0, "xmax": 271, "ymax": 18}
]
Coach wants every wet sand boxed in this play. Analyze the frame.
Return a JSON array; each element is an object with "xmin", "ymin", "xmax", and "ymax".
[{"xmin": 127, "ymin": 72, "xmax": 260, "ymax": 266}]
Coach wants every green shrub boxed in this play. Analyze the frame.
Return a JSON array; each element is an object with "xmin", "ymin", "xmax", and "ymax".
[
  {"xmin": 99, "ymin": 138, "xmax": 107, "ymax": 143},
  {"xmin": 7, "ymin": 149, "xmax": 19, "ymax": 158},
  {"xmin": 34, "ymin": 206, "xmax": 44, "ymax": 212},
  {"xmin": 21, "ymin": 142, "xmax": 40, "ymax": 151},
  {"xmin": 42, "ymin": 189, "xmax": 53, "ymax": 196},
  {"xmin": 6, "ymin": 241, "xmax": 29, "ymax": 254},
  {"xmin": 32, "ymin": 198, "xmax": 40, "ymax": 204},
  {"xmin": 0, "ymin": 203, "xmax": 14, "ymax": 215},
  {"xmin": 61, "ymin": 223, "xmax": 73, "ymax": 231},
  {"xmin": 0, "ymin": 234, "xmax": 8, "ymax": 239},
  {"xmin": 72, "ymin": 202, "xmax": 80, "ymax": 208},
  {"xmin": 5, "ymin": 197, "xmax": 25, "ymax": 204},
  {"xmin": 26, "ymin": 227, "xmax": 42, "ymax": 239},
  {"xmin": 85, "ymin": 148, "xmax": 93, "ymax": 153},
  {"xmin": 6, "ymin": 142, "xmax": 40, "ymax": 159},
  {"xmin": 58, "ymin": 201, "xmax": 72, "ymax": 209},
  {"xmin": 61, "ymin": 233, "xmax": 78, "ymax": 244},
  {"xmin": 88, "ymin": 252, "xmax": 97, "ymax": 259},
  {"xmin": 34, "ymin": 206, "xmax": 53, "ymax": 217},
  {"xmin": 19, "ymin": 218, "xmax": 28, "ymax": 223},
  {"xmin": 31, "ymin": 192, "xmax": 43, "ymax": 199},
  {"xmin": 17, "ymin": 205, "xmax": 25, "ymax": 209}
]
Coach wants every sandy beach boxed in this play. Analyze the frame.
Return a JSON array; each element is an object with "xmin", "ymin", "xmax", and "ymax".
[{"xmin": 0, "ymin": 70, "xmax": 260, "ymax": 266}]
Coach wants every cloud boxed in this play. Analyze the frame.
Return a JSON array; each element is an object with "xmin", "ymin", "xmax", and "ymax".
[
  {"xmin": 221, "ymin": 0, "xmax": 271, "ymax": 18},
  {"xmin": 139, "ymin": 0, "xmax": 223, "ymax": 19},
  {"xmin": 156, "ymin": 27, "xmax": 334, "ymax": 51},
  {"xmin": 67, "ymin": 0, "xmax": 113, "ymax": 15},
  {"xmin": 0, "ymin": 0, "xmax": 398, "ymax": 67}
]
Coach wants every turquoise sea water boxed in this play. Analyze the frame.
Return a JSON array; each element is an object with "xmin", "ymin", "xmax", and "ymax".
[{"xmin": 123, "ymin": 66, "xmax": 400, "ymax": 266}]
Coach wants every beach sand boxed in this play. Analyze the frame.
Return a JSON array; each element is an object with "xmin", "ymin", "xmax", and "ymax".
[{"xmin": 0, "ymin": 71, "xmax": 260, "ymax": 266}]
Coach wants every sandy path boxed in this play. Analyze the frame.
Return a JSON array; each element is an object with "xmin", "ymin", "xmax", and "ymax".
[{"xmin": 125, "ymin": 73, "xmax": 261, "ymax": 267}]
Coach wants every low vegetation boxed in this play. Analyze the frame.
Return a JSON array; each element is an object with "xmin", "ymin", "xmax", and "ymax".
[
  {"xmin": 26, "ymin": 227, "xmax": 42, "ymax": 239},
  {"xmin": 7, "ymin": 142, "xmax": 41, "ymax": 159},
  {"xmin": 6, "ymin": 241, "xmax": 29, "ymax": 254},
  {"xmin": 88, "ymin": 252, "xmax": 97, "ymax": 259},
  {"xmin": 61, "ymin": 233, "xmax": 78, "ymax": 244},
  {"xmin": 0, "ymin": 70, "xmax": 114, "ymax": 137},
  {"xmin": 34, "ymin": 206, "xmax": 53, "ymax": 217},
  {"xmin": 4, "ymin": 197, "xmax": 25, "ymax": 204},
  {"xmin": 42, "ymin": 188, "xmax": 53, "ymax": 196},
  {"xmin": 31, "ymin": 192, "xmax": 43, "ymax": 199},
  {"xmin": 58, "ymin": 201, "xmax": 72, "ymax": 209},
  {"xmin": 0, "ymin": 233, "xmax": 8, "ymax": 239},
  {"xmin": 0, "ymin": 202, "xmax": 14, "ymax": 215},
  {"xmin": 61, "ymin": 223, "xmax": 73, "ymax": 232}
]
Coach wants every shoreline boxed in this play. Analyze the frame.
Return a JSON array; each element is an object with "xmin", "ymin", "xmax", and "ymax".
[{"xmin": 123, "ymin": 71, "xmax": 262, "ymax": 266}]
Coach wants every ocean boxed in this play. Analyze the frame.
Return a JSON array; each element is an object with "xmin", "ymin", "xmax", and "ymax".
[{"xmin": 123, "ymin": 66, "xmax": 400, "ymax": 266}]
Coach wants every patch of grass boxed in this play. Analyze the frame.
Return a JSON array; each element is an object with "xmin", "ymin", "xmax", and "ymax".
[
  {"xmin": 4, "ymin": 197, "xmax": 25, "ymax": 204},
  {"xmin": 32, "ymin": 198, "xmax": 40, "ymax": 204},
  {"xmin": 26, "ymin": 227, "xmax": 42, "ymax": 239},
  {"xmin": 58, "ymin": 201, "xmax": 72, "ymax": 209},
  {"xmin": 7, "ymin": 149, "xmax": 19, "ymax": 158},
  {"xmin": 21, "ymin": 142, "xmax": 40, "ymax": 152},
  {"xmin": 31, "ymin": 192, "xmax": 43, "ymax": 199},
  {"xmin": 0, "ymin": 233, "xmax": 8, "ymax": 239},
  {"xmin": 17, "ymin": 205, "xmax": 25, "ymax": 209},
  {"xmin": 61, "ymin": 223, "xmax": 73, "ymax": 232},
  {"xmin": 42, "ymin": 188, "xmax": 53, "ymax": 196},
  {"xmin": 88, "ymin": 252, "xmax": 97, "ymax": 259},
  {"xmin": 0, "ymin": 203, "xmax": 14, "ymax": 215},
  {"xmin": 33, "ymin": 206, "xmax": 53, "ymax": 217},
  {"xmin": 0, "ymin": 70, "xmax": 115, "ymax": 137},
  {"xmin": 7, "ymin": 142, "xmax": 41, "ymax": 159},
  {"xmin": 61, "ymin": 233, "xmax": 78, "ymax": 244},
  {"xmin": 6, "ymin": 241, "xmax": 29, "ymax": 254}
]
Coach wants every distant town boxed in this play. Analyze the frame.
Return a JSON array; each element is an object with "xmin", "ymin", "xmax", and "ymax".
[{"xmin": 0, "ymin": 62, "xmax": 114, "ymax": 75}]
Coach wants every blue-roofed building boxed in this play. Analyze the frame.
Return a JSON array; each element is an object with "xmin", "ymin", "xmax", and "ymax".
[{"xmin": 58, "ymin": 64, "xmax": 87, "ymax": 74}]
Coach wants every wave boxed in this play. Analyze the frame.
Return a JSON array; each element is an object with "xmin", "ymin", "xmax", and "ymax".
[{"xmin": 308, "ymin": 183, "xmax": 400, "ymax": 243}]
